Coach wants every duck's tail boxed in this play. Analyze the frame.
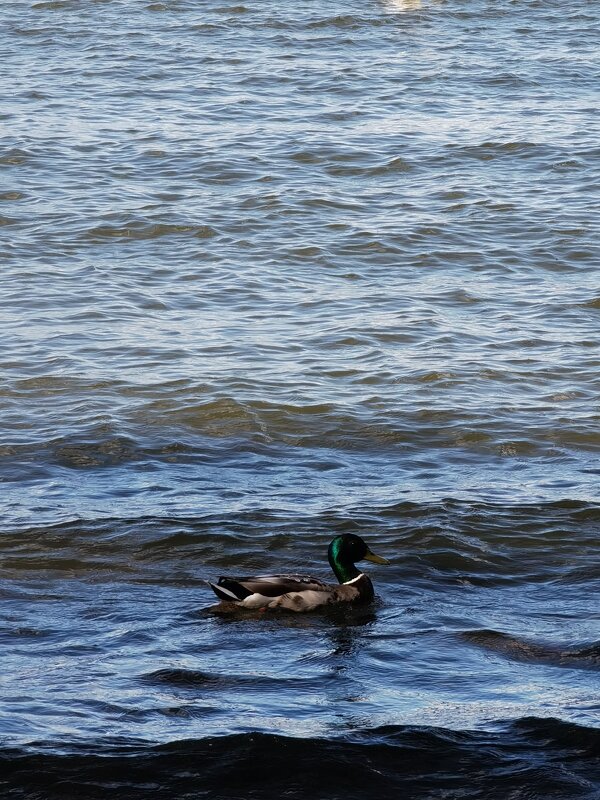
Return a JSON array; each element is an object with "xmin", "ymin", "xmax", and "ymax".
[{"xmin": 208, "ymin": 577, "xmax": 252, "ymax": 602}]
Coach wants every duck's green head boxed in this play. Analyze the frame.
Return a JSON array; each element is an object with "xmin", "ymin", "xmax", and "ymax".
[{"xmin": 328, "ymin": 533, "xmax": 390, "ymax": 583}]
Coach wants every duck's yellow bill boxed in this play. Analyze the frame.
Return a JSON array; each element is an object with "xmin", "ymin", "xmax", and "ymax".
[{"xmin": 364, "ymin": 548, "xmax": 390, "ymax": 565}]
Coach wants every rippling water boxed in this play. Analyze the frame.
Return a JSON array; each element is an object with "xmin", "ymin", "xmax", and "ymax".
[{"xmin": 2, "ymin": 0, "xmax": 599, "ymax": 796}]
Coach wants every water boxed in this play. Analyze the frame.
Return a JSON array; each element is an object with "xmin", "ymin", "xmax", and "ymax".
[{"xmin": 2, "ymin": 0, "xmax": 599, "ymax": 796}]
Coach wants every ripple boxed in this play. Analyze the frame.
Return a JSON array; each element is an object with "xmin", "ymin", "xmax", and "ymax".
[
  {"xmin": 461, "ymin": 630, "xmax": 600, "ymax": 670},
  {"xmin": 83, "ymin": 221, "xmax": 218, "ymax": 241},
  {"xmin": 1, "ymin": 720, "xmax": 598, "ymax": 799}
]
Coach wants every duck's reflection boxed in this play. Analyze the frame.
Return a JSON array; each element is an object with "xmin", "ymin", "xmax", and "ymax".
[
  {"xmin": 200, "ymin": 600, "xmax": 382, "ymax": 731},
  {"xmin": 320, "ymin": 606, "xmax": 378, "ymax": 720}
]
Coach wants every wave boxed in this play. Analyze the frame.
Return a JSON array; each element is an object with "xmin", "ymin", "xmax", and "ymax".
[
  {"xmin": 83, "ymin": 219, "xmax": 219, "ymax": 242},
  {"xmin": 1, "ymin": 500, "xmax": 598, "ymax": 586},
  {"xmin": 1, "ymin": 719, "xmax": 598, "ymax": 799},
  {"xmin": 461, "ymin": 629, "xmax": 600, "ymax": 670},
  {"xmin": 4, "ymin": 392, "xmax": 600, "ymax": 466}
]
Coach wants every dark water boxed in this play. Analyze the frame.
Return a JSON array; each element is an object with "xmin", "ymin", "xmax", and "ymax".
[{"xmin": 2, "ymin": 0, "xmax": 599, "ymax": 796}]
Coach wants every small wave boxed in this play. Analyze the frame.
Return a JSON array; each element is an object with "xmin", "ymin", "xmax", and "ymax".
[
  {"xmin": 143, "ymin": 668, "xmax": 227, "ymax": 687},
  {"xmin": 214, "ymin": 5, "xmax": 249, "ymax": 12},
  {"xmin": 142, "ymin": 668, "xmax": 327, "ymax": 692},
  {"xmin": 582, "ymin": 297, "xmax": 600, "ymax": 309},
  {"xmin": 83, "ymin": 221, "xmax": 218, "ymax": 242},
  {"xmin": 1, "ymin": 719, "xmax": 597, "ymax": 799},
  {"xmin": 1, "ymin": 501, "xmax": 598, "ymax": 587},
  {"xmin": 0, "ymin": 148, "xmax": 31, "ymax": 165},
  {"xmin": 32, "ymin": 0, "xmax": 75, "ymax": 8},
  {"xmin": 306, "ymin": 14, "xmax": 367, "ymax": 30},
  {"xmin": 449, "ymin": 141, "xmax": 553, "ymax": 162},
  {"xmin": 461, "ymin": 630, "xmax": 600, "ymax": 670}
]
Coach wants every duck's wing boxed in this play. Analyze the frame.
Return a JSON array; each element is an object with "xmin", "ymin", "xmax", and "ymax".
[
  {"xmin": 268, "ymin": 581, "xmax": 362, "ymax": 611},
  {"xmin": 210, "ymin": 573, "xmax": 331, "ymax": 603}
]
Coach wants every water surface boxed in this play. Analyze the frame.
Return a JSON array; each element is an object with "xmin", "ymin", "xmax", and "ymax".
[{"xmin": 1, "ymin": 0, "xmax": 599, "ymax": 796}]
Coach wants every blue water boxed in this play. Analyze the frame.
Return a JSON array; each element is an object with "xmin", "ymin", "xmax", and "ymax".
[{"xmin": 1, "ymin": 0, "xmax": 599, "ymax": 796}]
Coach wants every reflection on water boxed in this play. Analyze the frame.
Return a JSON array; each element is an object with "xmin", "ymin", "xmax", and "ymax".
[
  {"xmin": 382, "ymin": 0, "xmax": 444, "ymax": 12},
  {"xmin": 382, "ymin": 0, "xmax": 425, "ymax": 10}
]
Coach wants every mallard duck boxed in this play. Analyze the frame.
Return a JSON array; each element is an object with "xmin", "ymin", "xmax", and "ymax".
[{"xmin": 208, "ymin": 533, "xmax": 389, "ymax": 612}]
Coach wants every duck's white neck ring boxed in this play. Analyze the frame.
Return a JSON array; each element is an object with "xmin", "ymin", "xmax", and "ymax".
[{"xmin": 343, "ymin": 573, "xmax": 364, "ymax": 585}]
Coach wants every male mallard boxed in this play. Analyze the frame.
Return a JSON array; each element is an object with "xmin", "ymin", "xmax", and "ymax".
[{"xmin": 208, "ymin": 533, "xmax": 389, "ymax": 612}]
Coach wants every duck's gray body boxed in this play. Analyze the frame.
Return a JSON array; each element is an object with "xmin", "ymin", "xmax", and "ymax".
[
  {"xmin": 209, "ymin": 571, "xmax": 374, "ymax": 611},
  {"xmin": 208, "ymin": 533, "xmax": 387, "ymax": 613}
]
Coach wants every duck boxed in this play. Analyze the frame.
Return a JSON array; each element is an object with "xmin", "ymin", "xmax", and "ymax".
[{"xmin": 208, "ymin": 533, "xmax": 389, "ymax": 612}]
